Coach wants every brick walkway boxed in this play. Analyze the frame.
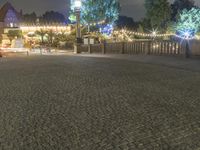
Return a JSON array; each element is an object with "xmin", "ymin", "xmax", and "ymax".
[{"xmin": 0, "ymin": 55, "xmax": 200, "ymax": 149}]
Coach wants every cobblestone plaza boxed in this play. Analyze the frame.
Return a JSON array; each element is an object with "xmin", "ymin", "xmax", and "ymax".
[{"xmin": 0, "ymin": 55, "xmax": 200, "ymax": 149}]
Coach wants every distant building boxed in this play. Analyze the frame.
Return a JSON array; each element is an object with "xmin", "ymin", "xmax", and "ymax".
[
  {"xmin": 0, "ymin": 2, "xmax": 21, "ymax": 29},
  {"xmin": 0, "ymin": 2, "xmax": 21, "ymax": 46},
  {"xmin": 0, "ymin": 2, "xmax": 71, "ymax": 47}
]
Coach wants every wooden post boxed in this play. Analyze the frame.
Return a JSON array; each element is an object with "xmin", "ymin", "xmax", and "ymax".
[
  {"xmin": 161, "ymin": 42, "xmax": 163, "ymax": 55},
  {"xmin": 140, "ymin": 42, "xmax": 143, "ymax": 54},
  {"xmin": 136, "ymin": 42, "xmax": 139, "ymax": 54},
  {"xmin": 141, "ymin": 42, "xmax": 143, "ymax": 54},
  {"xmin": 147, "ymin": 41, "xmax": 151, "ymax": 55},
  {"xmin": 164, "ymin": 42, "xmax": 167, "ymax": 54},
  {"xmin": 167, "ymin": 41, "xmax": 170, "ymax": 55},
  {"xmin": 174, "ymin": 42, "xmax": 177, "ymax": 54},
  {"xmin": 177, "ymin": 43, "xmax": 181, "ymax": 54},
  {"xmin": 130, "ymin": 42, "xmax": 133, "ymax": 54},
  {"xmin": 170, "ymin": 42, "xmax": 173, "ymax": 55},
  {"xmin": 121, "ymin": 42, "xmax": 125, "ymax": 54}
]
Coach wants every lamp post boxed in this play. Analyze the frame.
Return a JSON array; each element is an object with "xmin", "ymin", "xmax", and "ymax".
[{"xmin": 74, "ymin": 0, "xmax": 82, "ymax": 43}]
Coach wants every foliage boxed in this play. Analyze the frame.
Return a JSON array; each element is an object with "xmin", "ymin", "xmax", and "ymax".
[
  {"xmin": 171, "ymin": 0, "xmax": 195, "ymax": 21},
  {"xmin": 22, "ymin": 11, "xmax": 66, "ymax": 25},
  {"xmin": 23, "ymin": 12, "xmax": 37, "ymax": 25},
  {"xmin": 7, "ymin": 30, "xmax": 22, "ymax": 41},
  {"xmin": 53, "ymin": 32, "xmax": 75, "ymax": 48},
  {"xmin": 144, "ymin": 0, "xmax": 171, "ymax": 31},
  {"xmin": 69, "ymin": 12, "xmax": 76, "ymax": 23},
  {"xmin": 40, "ymin": 11, "xmax": 66, "ymax": 24},
  {"xmin": 70, "ymin": 0, "xmax": 120, "ymax": 25},
  {"xmin": 46, "ymin": 30, "xmax": 56, "ymax": 45},
  {"xmin": 100, "ymin": 24, "xmax": 113, "ymax": 35},
  {"xmin": 166, "ymin": 22, "xmax": 176, "ymax": 33},
  {"xmin": 137, "ymin": 24, "xmax": 144, "ymax": 33},
  {"xmin": 176, "ymin": 8, "xmax": 200, "ymax": 37},
  {"xmin": 115, "ymin": 16, "xmax": 137, "ymax": 29},
  {"xmin": 35, "ymin": 29, "xmax": 47, "ymax": 44}
]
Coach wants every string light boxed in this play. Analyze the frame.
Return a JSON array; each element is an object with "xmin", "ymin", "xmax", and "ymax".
[
  {"xmin": 113, "ymin": 29, "xmax": 173, "ymax": 38},
  {"xmin": 88, "ymin": 20, "xmax": 106, "ymax": 26},
  {"xmin": 113, "ymin": 29, "xmax": 199, "ymax": 40}
]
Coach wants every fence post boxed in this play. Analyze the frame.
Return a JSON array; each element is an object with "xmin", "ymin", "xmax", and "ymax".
[
  {"xmin": 160, "ymin": 42, "xmax": 163, "ymax": 55},
  {"xmin": 121, "ymin": 42, "xmax": 125, "ymax": 54},
  {"xmin": 170, "ymin": 42, "xmax": 173, "ymax": 54},
  {"xmin": 166, "ymin": 41, "xmax": 169, "ymax": 54},
  {"xmin": 174, "ymin": 42, "xmax": 177, "ymax": 54},
  {"xmin": 147, "ymin": 41, "xmax": 151, "ymax": 55},
  {"xmin": 133, "ymin": 43, "xmax": 136, "ymax": 54},
  {"xmin": 177, "ymin": 43, "xmax": 181, "ymax": 54}
]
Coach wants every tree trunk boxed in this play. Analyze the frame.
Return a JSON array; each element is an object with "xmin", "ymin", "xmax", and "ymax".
[
  {"xmin": 185, "ymin": 41, "xmax": 190, "ymax": 58},
  {"xmin": 88, "ymin": 24, "xmax": 90, "ymax": 33}
]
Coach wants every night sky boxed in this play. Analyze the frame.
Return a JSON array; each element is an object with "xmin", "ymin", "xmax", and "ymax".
[{"xmin": 0, "ymin": 0, "xmax": 200, "ymax": 20}]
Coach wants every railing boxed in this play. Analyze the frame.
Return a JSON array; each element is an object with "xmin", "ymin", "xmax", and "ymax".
[{"xmin": 77, "ymin": 40, "xmax": 200, "ymax": 56}]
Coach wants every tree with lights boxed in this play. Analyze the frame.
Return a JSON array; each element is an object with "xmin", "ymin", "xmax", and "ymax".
[
  {"xmin": 176, "ymin": 8, "xmax": 200, "ymax": 37},
  {"xmin": 144, "ymin": 0, "xmax": 171, "ymax": 31},
  {"xmin": 35, "ymin": 29, "xmax": 47, "ymax": 44},
  {"xmin": 69, "ymin": 0, "xmax": 120, "ymax": 31},
  {"xmin": 171, "ymin": 0, "xmax": 195, "ymax": 21},
  {"xmin": 7, "ymin": 30, "xmax": 22, "ymax": 43},
  {"xmin": 176, "ymin": 8, "xmax": 200, "ymax": 57},
  {"xmin": 81, "ymin": 0, "xmax": 119, "ymax": 24}
]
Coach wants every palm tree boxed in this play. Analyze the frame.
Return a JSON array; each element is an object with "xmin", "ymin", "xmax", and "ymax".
[
  {"xmin": 47, "ymin": 29, "xmax": 56, "ymax": 46},
  {"xmin": 57, "ymin": 30, "xmax": 67, "ymax": 42},
  {"xmin": 35, "ymin": 29, "xmax": 47, "ymax": 45},
  {"xmin": 7, "ymin": 30, "xmax": 22, "ymax": 43}
]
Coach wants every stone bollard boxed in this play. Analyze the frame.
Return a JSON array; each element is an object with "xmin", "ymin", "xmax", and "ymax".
[
  {"xmin": 74, "ymin": 43, "xmax": 81, "ymax": 54},
  {"xmin": 102, "ymin": 40, "xmax": 106, "ymax": 54}
]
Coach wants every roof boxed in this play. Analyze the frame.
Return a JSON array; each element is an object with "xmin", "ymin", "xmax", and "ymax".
[{"xmin": 0, "ymin": 2, "xmax": 20, "ymax": 22}]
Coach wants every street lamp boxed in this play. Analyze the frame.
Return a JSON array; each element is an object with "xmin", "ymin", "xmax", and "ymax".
[{"xmin": 74, "ymin": 0, "xmax": 82, "ymax": 43}]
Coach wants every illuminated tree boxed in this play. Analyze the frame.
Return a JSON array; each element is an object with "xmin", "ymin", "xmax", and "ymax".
[
  {"xmin": 35, "ymin": 29, "xmax": 47, "ymax": 44},
  {"xmin": 176, "ymin": 8, "xmax": 200, "ymax": 58},
  {"xmin": 70, "ymin": 0, "xmax": 120, "ymax": 26},
  {"xmin": 176, "ymin": 8, "xmax": 200, "ymax": 37},
  {"xmin": 47, "ymin": 30, "xmax": 56, "ymax": 45},
  {"xmin": 82, "ymin": 0, "xmax": 119, "ymax": 25},
  {"xmin": 7, "ymin": 30, "xmax": 22, "ymax": 42},
  {"xmin": 144, "ymin": 0, "xmax": 171, "ymax": 31},
  {"xmin": 171, "ymin": 0, "xmax": 195, "ymax": 21}
]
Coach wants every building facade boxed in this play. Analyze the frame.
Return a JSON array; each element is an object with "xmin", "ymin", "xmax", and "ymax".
[
  {"xmin": 0, "ymin": 2, "xmax": 20, "ymax": 29},
  {"xmin": 0, "ymin": 2, "xmax": 71, "ymax": 47}
]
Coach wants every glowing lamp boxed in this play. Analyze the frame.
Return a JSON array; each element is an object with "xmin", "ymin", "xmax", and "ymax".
[
  {"xmin": 74, "ymin": 0, "xmax": 82, "ymax": 10},
  {"xmin": 184, "ymin": 31, "xmax": 190, "ymax": 37},
  {"xmin": 152, "ymin": 31, "xmax": 156, "ymax": 36}
]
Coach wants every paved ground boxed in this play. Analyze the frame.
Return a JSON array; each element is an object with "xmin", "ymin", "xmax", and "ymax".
[
  {"xmin": 78, "ymin": 54, "xmax": 200, "ymax": 72},
  {"xmin": 0, "ymin": 55, "xmax": 200, "ymax": 150}
]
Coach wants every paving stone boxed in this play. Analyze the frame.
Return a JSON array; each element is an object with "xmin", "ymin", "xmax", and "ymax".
[{"xmin": 0, "ymin": 55, "xmax": 199, "ymax": 149}]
